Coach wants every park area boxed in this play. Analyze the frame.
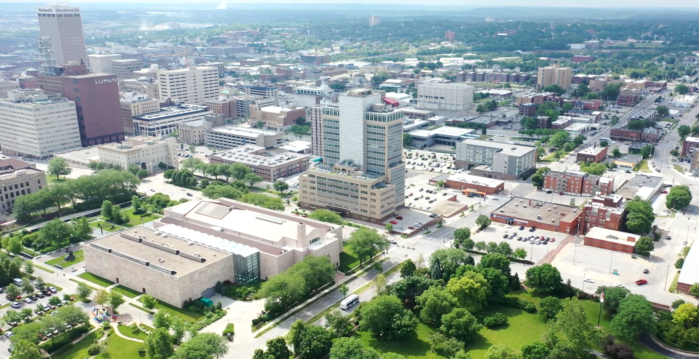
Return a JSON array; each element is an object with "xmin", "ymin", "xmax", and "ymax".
[{"xmin": 45, "ymin": 249, "xmax": 85, "ymax": 267}]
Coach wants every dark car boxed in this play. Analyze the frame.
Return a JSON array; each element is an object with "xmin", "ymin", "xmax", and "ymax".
[
  {"xmin": 503, "ymin": 234, "xmax": 508, "ymax": 238},
  {"xmin": 519, "ymin": 226, "xmax": 524, "ymax": 230},
  {"xmin": 186, "ymin": 193, "xmax": 193, "ymax": 197},
  {"xmin": 529, "ymin": 227, "xmax": 536, "ymax": 232},
  {"xmin": 643, "ymin": 269, "xmax": 649, "ymax": 274}
]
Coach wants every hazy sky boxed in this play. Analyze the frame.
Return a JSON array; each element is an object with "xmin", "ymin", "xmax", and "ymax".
[{"xmin": 13, "ymin": 0, "xmax": 699, "ymax": 7}]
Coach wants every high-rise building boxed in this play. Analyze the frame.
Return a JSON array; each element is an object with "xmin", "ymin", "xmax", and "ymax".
[
  {"xmin": 120, "ymin": 93, "xmax": 160, "ymax": 135},
  {"xmin": 537, "ymin": 64, "xmax": 573, "ymax": 90},
  {"xmin": 0, "ymin": 90, "xmax": 82, "ymax": 158},
  {"xmin": 157, "ymin": 66, "xmax": 219, "ymax": 105},
  {"xmin": 300, "ymin": 89, "xmax": 405, "ymax": 223},
  {"xmin": 368, "ymin": 16, "xmax": 381, "ymax": 27},
  {"xmin": 417, "ymin": 83, "xmax": 474, "ymax": 111},
  {"xmin": 111, "ymin": 59, "xmax": 143, "ymax": 80},
  {"xmin": 37, "ymin": 5, "xmax": 88, "ymax": 66},
  {"xmin": 445, "ymin": 30, "xmax": 456, "ymax": 42},
  {"xmin": 88, "ymin": 54, "xmax": 122, "ymax": 74}
]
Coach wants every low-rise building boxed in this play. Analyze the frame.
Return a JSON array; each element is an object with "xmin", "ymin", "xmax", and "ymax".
[
  {"xmin": 430, "ymin": 173, "xmax": 504, "ymax": 194},
  {"xmin": 551, "ymin": 117, "xmax": 572, "ymax": 130},
  {"xmin": 681, "ymin": 136, "xmax": 699, "ymax": 157},
  {"xmin": 583, "ymin": 227, "xmax": 639, "ymax": 253},
  {"xmin": 615, "ymin": 174, "xmax": 663, "ymax": 201},
  {"xmin": 0, "ymin": 159, "xmax": 47, "ymax": 214},
  {"xmin": 617, "ymin": 88, "xmax": 641, "ymax": 107},
  {"xmin": 691, "ymin": 150, "xmax": 699, "ymax": 175},
  {"xmin": 455, "ymin": 139, "xmax": 537, "ymax": 180},
  {"xmin": 120, "ymin": 93, "xmax": 160, "ymax": 135},
  {"xmin": 250, "ymin": 105, "xmax": 306, "ymax": 132},
  {"xmin": 576, "ymin": 146, "xmax": 608, "ymax": 163},
  {"xmin": 489, "ymin": 197, "xmax": 583, "ymax": 234},
  {"xmin": 610, "ymin": 127, "xmax": 661, "ymax": 143},
  {"xmin": 543, "ymin": 171, "xmax": 614, "ymax": 196},
  {"xmin": 97, "ymin": 136, "xmax": 179, "ymax": 172},
  {"xmin": 677, "ymin": 244, "xmax": 699, "ymax": 295},
  {"xmin": 582, "ymin": 200, "xmax": 626, "ymax": 233},
  {"xmin": 613, "ymin": 154, "xmax": 643, "ymax": 171},
  {"xmin": 670, "ymin": 95, "xmax": 697, "ymax": 108},
  {"xmin": 133, "ymin": 104, "xmax": 212, "ymax": 137},
  {"xmin": 209, "ymin": 145, "xmax": 310, "ymax": 181},
  {"xmin": 519, "ymin": 103, "xmax": 537, "ymax": 116},
  {"xmin": 407, "ymin": 127, "xmax": 475, "ymax": 148},
  {"xmin": 205, "ymin": 126, "xmax": 284, "ymax": 149}
]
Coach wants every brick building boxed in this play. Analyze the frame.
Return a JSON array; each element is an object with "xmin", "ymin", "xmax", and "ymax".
[
  {"xmin": 617, "ymin": 88, "xmax": 641, "ymax": 107},
  {"xmin": 429, "ymin": 173, "xmax": 504, "ymax": 195},
  {"xmin": 576, "ymin": 146, "xmax": 608, "ymax": 163},
  {"xmin": 489, "ymin": 197, "xmax": 583, "ymax": 234},
  {"xmin": 582, "ymin": 200, "xmax": 626, "ymax": 233},
  {"xmin": 543, "ymin": 171, "xmax": 614, "ymax": 196},
  {"xmin": 677, "ymin": 244, "xmax": 699, "ymax": 294},
  {"xmin": 583, "ymin": 227, "xmax": 639, "ymax": 253},
  {"xmin": 610, "ymin": 127, "xmax": 661, "ymax": 143},
  {"xmin": 681, "ymin": 136, "xmax": 699, "ymax": 157},
  {"xmin": 519, "ymin": 103, "xmax": 537, "ymax": 116}
]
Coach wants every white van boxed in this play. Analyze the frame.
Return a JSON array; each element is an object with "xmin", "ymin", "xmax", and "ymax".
[{"xmin": 12, "ymin": 278, "xmax": 22, "ymax": 286}]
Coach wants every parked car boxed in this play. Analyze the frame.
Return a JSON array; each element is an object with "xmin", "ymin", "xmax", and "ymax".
[
  {"xmin": 10, "ymin": 302, "xmax": 20, "ymax": 309},
  {"xmin": 390, "ymin": 221, "xmax": 398, "ymax": 225},
  {"xmin": 643, "ymin": 269, "xmax": 649, "ymax": 274},
  {"xmin": 395, "ymin": 216, "xmax": 404, "ymax": 220},
  {"xmin": 48, "ymin": 287, "xmax": 57, "ymax": 293},
  {"xmin": 22, "ymin": 298, "xmax": 32, "ymax": 304},
  {"xmin": 529, "ymin": 227, "xmax": 536, "ymax": 232},
  {"xmin": 519, "ymin": 226, "xmax": 524, "ymax": 230},
  {"xmin": 584, "ymin": 278, "xmax": 595, "ymax": 283},
  {"xmin": 635, "ymin": 279, "xmax": 648, "ymax": 285}
]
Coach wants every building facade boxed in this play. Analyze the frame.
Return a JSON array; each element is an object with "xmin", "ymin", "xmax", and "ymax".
[
  {"xmin": 37, "ymin": 5, "xmax": 87, "ymax": 66},
  {"xmin": 111, "ymin": 59, "xmax": 142, "ymax": 80},
  {"xmin": 489, "ymin": 197, "xmax": 583, "ymax": 234},
  {"xmin": 88, "ymin": 54, "xmax": 121, "ymax": 74},
  {"xmin": 0, "ymin": 90, "xmax": 82, "ymax": 158},
  {"xmin": 617, "ymin": 88, "xmax": 641, "ymax": 107},
  {"xmin": 543, "ymin": 171, "xmax": 614, "ymax": 196},
  {"xmin": 537, "ymin": 65, "xmax": 573, "ymax": 90},
  {"xmin": 209, "ymin": 145, "xmax": 310, "ymax": 181},
  {"xmin": 97, "ymin": 136, "xmax": 178, "ymax": 172},
  {"xmin": 583, "ymin": 227, "xmax": 638, "ymax": 253},
  {"xmin": 582, "ymin": 200, "xmax": 626, "ymax": 233},
  {"xmin": 0, "ymin": 159, "xmax": 47, "ymax": 214},
  {"xmin": 576, "ymin": 146, "xmax": 608, "ymax": 163},
  {"xmin": 455, "ymin": 140, "xmax": 537, "ymax": 180},
  {"xmin": 133, "ymin": 104, "xmax": 212, "ymax": 137},
  {"xmin": 157, "ymin": 66, "xmax": 219, "ymax": 105},
  {"xmin": 205, "ymin": 127, "xmax": 284, "ymax": 149},
  {"xmin": 417, "ymin": 83, "xmax": 474, "ymax": 111},
  {"xmin": 300, "ymin": 89, "xmax": 405, "ymax": 223},
  {"xmin": 250, "ymin": 105, "xmax": 306, "ymax": 131},
  {"xmin": 120, "ymin": 93, "xmax": 160, "ymax": 135},
  {"xmin": 681, "ymin": 136, "xmax": 699, "ymax": 157}
]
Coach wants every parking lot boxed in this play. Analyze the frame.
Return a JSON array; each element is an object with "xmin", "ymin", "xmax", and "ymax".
[{"xmin": 470, "ymin": 222, "xmax": 570, "ymax": 264}]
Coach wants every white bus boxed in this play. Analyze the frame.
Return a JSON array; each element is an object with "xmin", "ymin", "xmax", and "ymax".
[
  {"xmin": 340, "ymin": 294, "xmax": 360, "ymax": 310},
  {"xmin": 600, "ymin": 138, "xmax": 611, "ymax": 142}
]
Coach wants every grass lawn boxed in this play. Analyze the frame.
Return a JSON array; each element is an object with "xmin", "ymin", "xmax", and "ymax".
[
  {"xmin": 339, "ymin": 252, "xmax": 360, "ymax": 273},
  {"xmin": 35, "ymin": 264, "xmax": 55, "ymax": 273},
  {"xmin": 89, "ymin": 220, "xmax": 126, "ymax": 232},
  {"xmin": 674, "ymin": 164, "xmax": 685, "ymax": 173},
  {"xmin": 47, "ymin": 177, "xmax": 67, "ymax": 184},
  {"xmin": 53, "ymin": 331, "xmax": 100, "ymax": 359},
  {"xmin": 121, "ymin": 208, "xmax": 161, "ymax": 227},
  {"xmin": 117, "ymin": 324, "xmax": 148, "ymax": 341},
  {"xmin": 357, "ymin": 323, "xmax": 439, "ymax": 359},
  {"xmin": 78, "ymin": 272, "xmax": 115, "ymax": 287},
  {"xmin": 636, "ymin": 160, "xmax": 651, "ymax": 172},
  {"xmin": 154, "ymin": 301, "xmax": 203, "ymax": 322},
  {"xmin": 112, "ymin": 285, "xmax": 141, "ymax": 298},
  {"xmin": 103, "ymin": 331, "xmax": 144, "ymax": 358},
  {"xmin": 45, "ymin": 250, "xmax": 85, "ymax": 267}
]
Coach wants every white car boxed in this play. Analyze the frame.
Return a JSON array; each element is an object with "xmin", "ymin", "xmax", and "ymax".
[{"xmin": 584, "ymin": 278, "xmax": 595, "ymax": 283}]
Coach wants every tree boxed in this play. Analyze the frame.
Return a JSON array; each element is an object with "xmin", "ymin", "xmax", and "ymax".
[
  {"xmin": 94, "ymin": 289, "xmax": 110, "ymax": 306},
  {"xmin": 484, "ymin": 344, "xmax": 521, "ymax": 359},
  {"xmin": 531, "ymin": 167, "xmax": 550, "ymax": 188},
  {"xmin": 173, "ymin": 333, "xmax": 229, "ymax": 359},
  {"xmin": 611, "ymin": 294, "xmax": 657, "ymax": 339},
  {"xmin": 2, "ymin": 236, "xmax": 23, "ymax": 255},
  {"xmin": 47, "ymin": 157, "xmax": 71, "ymax": 180},
  {"xmin": 259, "ymin": 272, "xmax": 305, "ymax": 310},
  {"xmin": 478, "ymin": 253, "xmax": 512, "ymax": 278},
  {"xmin": 346, "ymin": 227, "xmax": 389, "ymax": 265},
  {"xmin": 543, "ymin": 84, "xmax": 565, "ymax": 95},
  {"xmin": 403, "ymin": 133, "xmax": 412, "ymax": 146},
  {"xmin": 476, "ymin": 215, "xmax": 491, "ymax": 229},
  {"xmin": 496, "ymin": 242, "xmax": 513, "ymax": 257},
  {"xmin": 101, "ymin": 200, "xmax": 113, "ymax": 219},
  {"xmin": 600, "ymin": 140, "xmax": 609, "ymax": 147},
  {"xmin": 596, "ymin": 286, "xmax": 630, "ymax": 314},
  {"xmin": 144, "ymin": 328, "xmax": 174, "ymax": 359},
  {"xmin": 244, "ymin": 173, "xmax": 263, "ymax": 188},
  {"xmin": 539, "ymin": 296, "xmax": 562, "ymax": 322},
  {"xmin": 672, "ymin": 299, "xmax": 686, "ymax": 309},
  {"xmin": 127, "ymin": 164, "xmax": 141, "ymax": 176},
  {"xmin": 171, "ymin": 317, "xmax": 187, "ymax": 344},
  {"xmin": 297, "ymin": 325, "xmax": 333, "ymax": 358},
  {"xmin": 666, "ymin": 185, "xmax": 692, "ymax": 211},
  {"xmin": 625, "ymin": 196, "xmax": 655, "ymax": 235},
  {"xmin": 525, "ymin": 264, "xmax": 562, "ymax": 294},
  {"xmin": 429, "ymin": 332, "xmax": 464, "ymax": 358},
  {"xmin": 678, "ymin": 125, "xmax": 691, "ymax": 139},
  {"xmin": 308, "ymin": 209, "xmax": 344, "ymax": 224},
  {"xmin": 339, "ymin": 284, "xmax": 349, "ymax": 298},
  {"xmin": 401, "ymin": 259, "xmax": 416, "ymax": 278},
  {"xmin": 329, "ymin": 338, "xmax": 380, "ymax": 359},
  {"xmin": 6, "ymin": 284, "xmax": 20, "ymax": 300},
  {"xmin": 521, "ymin": 342, "xmax": 551, "ymax": 359},
  {"xmin": 675, "ymin": 84, "xmax": 689, "ymax": 95},
  {"xmin": 580, "ymin": 162, "xmax": 607, "ymax": 176},
  {"xmin": 513, "ymin": 248, "xmax": 527, "ymax": 260},
  {"xmin": 634, "ymin": 236, "xmax": 655, "ymax": 257},
  {"xmin": 360, "ymin": 295, "xmax": 418, "ymax": 340},
  {"xmin": 265, "ymin": 337, "xmax": 293, "ymax": 359},
  {"xmin": 673, "ymin": 302, "xmax": 698, "ymax": 328},
  {"xmin": 153, "ymin": 311, "xmax": 171, "ymax": 329},
  {"xmin": 375, "ymin": 274, "xmax": 387, "ymax": 294},
  {"xmin": 545, "ymin": 298, "xmax": 603, "ymax": 357},
  {"xmin": 416, "ymin": 286, "xmax": 456, "ymax": 325},
  {"xmin": 612, "ymin": 148, "xmax": 622, "ymax": 158},
  {"xmin": 9, "ymin": 339, "xmax": 43, "ymax": 359},
  {"xmin": 273, "ymin": 181, "xmax": 289, "ymax": 194},
  {"xmin": 690, "ymin": 284, "xmax": 699, "ymax": 296},
  {"xmin": 656, "ymin": 105, "xmax": 670, "ymax": 118},
  {"xmin": 20, "ymin": 281, "xmax": 34, "ymax": 295},
  {"xmin": 431, "ymin": 258, "xmax": 442, "ymax": 280},
  {"xmin": 288, "ymin": 255, "xmax": 335, "ymax": 293},
  {"xmin": 136, "ymin": 169, "xmax": 149, "ymax": 179},
  {"xmin": 141, "ymin": 294, "xmax": 158, "ymax": 310},
  {"xmin": 440, "ymin": 308, "xmax": 482, "ymax": 343},
  {"xmin": 325, "ymin": 311, "xmax": 352, "ymax": 337},
  {"xmin": 454, "ymin": 228, "xmax": 471, "ymax": 243},
  {"xmin": 76, "ymin": 282, "xmax": 93, "ymax": 301},
  {"xmin": 447, "ymin": 271, "xmax": 490, "ymax": 313},
  {"xmin": 230, "ymin": 163, "xmax": 252, "ymax": 180},
  {"xmin": 108, "ymin": 291, "xmax": 125, "ymax": 311}
]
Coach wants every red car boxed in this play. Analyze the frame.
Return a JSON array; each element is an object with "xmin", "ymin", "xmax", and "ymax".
[
  {"xmin": 661, "ymin": 191, "xmax": 668, "ymax": 194},
  {"xmin": 559, "ymin": 192, "xmax": 564, "ymax": 195},
  {"xmin": 408, "ymin": 226, "xmax": 415, "ymax": 230},
  {"xmin": 390, "ymin": 221, "xmax": 398, "ymax": 225},
  {"xmin": 635, "ymin": 279, "xmax": 648, "ymax": 285},
  {"xmin": 550, "ymin": 238, "xmax": 556, "ymax": 242},
  {"xmin": 395, "ymin": 216, "xmax": 404, "ymax": 220}
]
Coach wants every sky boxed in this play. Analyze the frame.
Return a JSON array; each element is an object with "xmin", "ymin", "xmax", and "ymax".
[{"xmin": 11, "ymin": 0, "xmax": 699, "ymax": 7}]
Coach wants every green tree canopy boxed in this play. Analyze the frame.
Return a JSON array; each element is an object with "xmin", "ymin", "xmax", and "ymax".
[
  {"xmin": 525, "ymin": 264, "xmax": 562, "ymax": 294},
  {"xmin": 360, "ymin": 295, "xmax": 418, "ymax": 340}
]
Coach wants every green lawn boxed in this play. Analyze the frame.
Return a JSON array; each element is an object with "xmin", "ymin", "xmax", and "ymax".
[
  {"xmin": 102, "ymin": 331, "xmax": 143, "ymax": 358},
  {"xmin": 112, "ymin": 285, "xmax": 141, "ymax": 298},
  {"xmin": 121, "ymin": 208, "xmax": 161, "ymax": 227},
  {"xmin": 339, "ymin": 252, "xmax": 360, "ymax": 273},
  {"xmin": 674, "ymin": 164, "xmax": 685, "ymax": 173},
  {"xmin": 45, "ymin": 250, "xmax": 85, "ymax": 267},
  {"xmin": 89, "ymin": 220, "xmax": 126, "ymax": 232},
  {"xmin": 116, "ymin": 324, "xmax": 148, "ymax": 341},
  {"xmin": 154, "ymin": 301, "xmax": 203, "ymax": 322},
  {"xmin": 53, "ymin": 331, "xmax": 100, "ymax": 359},
  {"xmin": 47, "ymin": 177, "xmax": 68, "ymax": 184},
  {"xmin": 35, "ymin": 264, "xmax": 55, "ymax": 273},
  {"xmin": 78, "ymin": 272, "xmax": 115, "ymax": 287},
  {"xmin": 636, "ymin": 160, "xmax": 651, "ymax": 172},
  {"xmin": 357, "ymin": 323, "xmax": 439, "ymax": 359}
]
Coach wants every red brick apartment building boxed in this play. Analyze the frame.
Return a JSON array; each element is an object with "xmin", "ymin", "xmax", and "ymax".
[
  {"xmin": 576, "ymin": 146, "xmax": 608, "ymax": 163},
  {"xmin": 543, "ymin": 171, "xmax": 614, "ymax": 196},
  {"xmin": 610, "ymin": 128, "xmax": 661, "ymax": 143},
  {"xmin": 681, "ymin": 136, "xmax": 699, "ymax": 157},
  {"xmin": 584, "ymin": 227, "xmax": 639, "ymax": 253},
  {"xmin": 617, "ymin": 88, "xmax": 641, "ymax": 107},
  {"xmin": 582, "ymin": 201, "xmax": 626, "ymax": 232}
]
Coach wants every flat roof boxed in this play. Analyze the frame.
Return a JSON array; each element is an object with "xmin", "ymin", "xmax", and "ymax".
[
  {"xmin": 89, "ymin": 227, "xmax": 231, "ymax": 278},
  {"xmin": 616, "ymin": 154, "xmax": 643, "ymax": 164},
  {"xmin": 578, "ymin": 146, "xmax": 606, "ymax": 156},
  {"xmin": 445, "ymin": 173, "xmax": 504, "ymax": 188},
  {"xmin": 616, "ymin": 175, "xmax": 663, "ymax": 200},
  {"xmin": 585, "ymin": 227, "xmax": 640, "ymax": 245},
  {"xmin": 210, "ymin": 126, "xmax": 279, "ymax": 137},
  {"xmin": 491, "ymin": 197, "xmax": 581, "ymax": 227},
  {"xmin": 278, "ymin": 140, "xmax": 310, "ymax": 152},
  {"xmin": 459, "ymin": 139, "xmax": 536, "ymax": 157},
  {"xmin": 409, "ymin": 126, "xmax": 475, "ymax": 139},
  {"xmin": 566, "ymin": 123, "xmax": 589, "ymax": 131},
  {"xmin": 134, "ymin": 104, "xmax": 209, "ymax": 121},
  {"xmin": 98, "ymin": 136, "xmax": 170, "ymax": 152},
  {"xmin": 679, "ymin": 243, "xmax": 699, "ymax": 285},
  {"xmin": 56, "ymin": 148, "xmax": 99, "ymax": 164},
  {"xmin": 210, "ymin": 146, "xmax": 309, "ymax": 167}
]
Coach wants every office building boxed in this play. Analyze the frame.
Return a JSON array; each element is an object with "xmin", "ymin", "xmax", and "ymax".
[
  {"xmin": 205, "ymin": 46, "xmax": 250, "ymax": 56},
  {"xmin": 250, "ymin": 105, "xmax": 306, "ymax": 131},
  {"xmin": 157, "ymin": 66, "xmax": 219, "ymax": 105},
  {"xmin": 368, "ymin": 16, "xmax": 381, "ymax": 27},
  {"xmin": 417, "ymin": 83, "xmax": 474, "ymax": 111},
  {"xmin": 205, "ymin": 126, "xmax": 284, "ymax": 149},
  {"xmin": 37, "ymin": 5, "xmax": 87, "ymax": 66},
  {"xmin": 576, "ymin": 146, "xmax": 608, "ymax": 163},
  {"xmin": 537, "ymin": 64, "xmax": 573, "ymax": 90},
  {"xmin": 88, "ymin": 54, "xmax": 121, "ymax": 74},
  {"xmin": 617, "ymin": 88, "xmax": 641, "ymax": 107},
  {"xmin": 209, "ymin": 145, "xmax": 310, "ymax": 181},
  {"xmin": 583, "ymin": 227, "xmax": 639, "ymax": 253},
  {"xmin": 177, "ymin": 120, "xmax": 213, "ymax": 146},
  {"xmin": 0, "ymin": 159, "xmax": 47, "ymax": 214},
  {"xmin": 133, "ymin": 104, "xmax": 211, "ymax": 137},
  {"xmin": 543, "ymin": 171, "xmax": 614, "ymax": 196},
  {"xmin": 455, "ymin": 139, "xmax": 537, "ymax": 180},
  {"xmin": 300, "ymin": 89, "xmax": 405, "ymax": 223},
  {"xmin": 97, "ymin": 136, "xmax": 178, "ymax": 173},
  {"xmin": 120, "ymin": 93, "xmax": 160, "ymax": 135},
  {"xmin": 245, "ymin": 85, "xmax": 278, "ymax": 102},
  {"xmin": 205, "ymin": 97, "xmax": 238, "ymax": 119},
  {"xmin": 0, "ymin": 90, "xmax": 82, "ymax": 158},
  {"xmin": 489, "ymin": 197, "xmax": 583, "ymax": 234},
  {"xmin": 445, "ymin": 30, "xmax": 456, "ymax": 42},
  {"xmin": 112, "ymin": 59, "xmax": 143, "ymax": 80},
  {"xmin": 120, "ymin": 77, "xmax": 160, "ymax": 100}
]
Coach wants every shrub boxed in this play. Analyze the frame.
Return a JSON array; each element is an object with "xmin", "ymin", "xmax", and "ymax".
[
  {"xmin": 522, "ymin": 301, "xmax": 537, "ymax": 313},
  {"xmin": 483, "ymin": 313, "xmax": 508, "ymax": 328},
  {"xmin": 39, "ymin": 326, "xmax": 89, "ymax": 353},
  {"xmin": 222, "ymin": 323, "xmax": 235, "ymax": 336},
  {"xmin": 137, "ymin": 345, "xmax": 147, "ymax": 356},
  {"xmin": 88, "ymin": 344, "xmax": 102, "ymax": 355}
]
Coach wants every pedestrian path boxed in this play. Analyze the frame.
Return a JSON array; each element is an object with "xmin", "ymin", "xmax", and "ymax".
[{"xmin": 111, "ymin": 324, "xmax": 144, "ymax": 343}]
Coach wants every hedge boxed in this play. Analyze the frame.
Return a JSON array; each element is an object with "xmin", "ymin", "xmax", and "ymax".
[
  {"xmin": 222, "ymin": 323, "xmax": 235, "ymax": 336},
  {"xmin": 465, "ymin": 249, "xmax": 535, "ymax": 265},
  {"xmin": 39, "ymin": 325, "xmax": 90, "ymax": 353}
]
